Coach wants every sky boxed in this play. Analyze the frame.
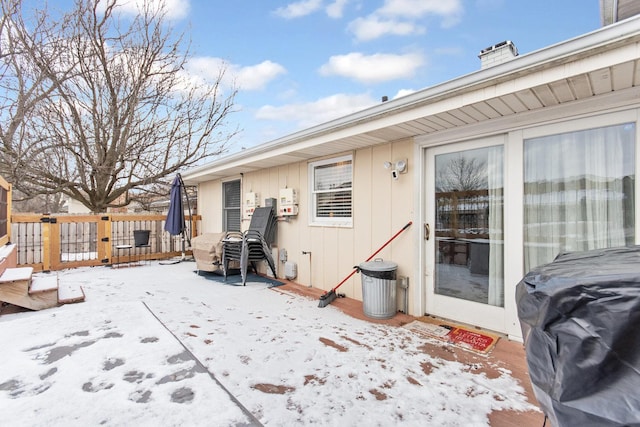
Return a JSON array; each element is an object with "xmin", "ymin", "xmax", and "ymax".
[
  {"xmin": 46, "ymin": 0, "xmax": 603, "ymax": 154},
  {"xmin": 0, "ymin": 260, "xmax": 538, "ymax": 426}
]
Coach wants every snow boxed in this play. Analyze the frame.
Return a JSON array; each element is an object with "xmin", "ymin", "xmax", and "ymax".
[{"xmin": 0, "ymin": 261, "xmax": 537, "ymax": 426}]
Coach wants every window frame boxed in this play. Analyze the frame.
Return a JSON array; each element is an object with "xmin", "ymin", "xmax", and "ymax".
[
  {"xmin": 222, "ymin": 179, "xmax": 241, "ymax": 232},
  {"xmin": 308, "ymin": 154, "xmax": 353, "ymax": 227}
]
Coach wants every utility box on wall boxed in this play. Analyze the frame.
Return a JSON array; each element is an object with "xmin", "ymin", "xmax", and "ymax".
[
  {"xmin": 285, "ymin": 261, "xmax": 297, "ymax": 280},
  {"xmin": 245, "ymin": 192, "xmax": 259, "ymax": 217},
  {"xmin": 278, "ymin": 188, "xmax": 298, "ymax": 216}
]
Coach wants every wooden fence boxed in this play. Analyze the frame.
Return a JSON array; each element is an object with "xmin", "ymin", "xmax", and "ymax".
[
  {"xmin": 11, "ymin": 213, "xmax": 200, "ymax": 271},
  {"xmin": 0, "ymin": 176, "xmax": 10, "ymax": 247}
]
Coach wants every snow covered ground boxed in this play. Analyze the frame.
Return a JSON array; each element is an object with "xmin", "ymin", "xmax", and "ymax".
[{"xmin": 0, "ymin": 261, "xmax": 537, "ymax": 426}]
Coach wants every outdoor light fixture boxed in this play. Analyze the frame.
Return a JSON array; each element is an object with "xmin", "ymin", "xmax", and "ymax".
[
  {"xmin": 384, "ymin": 159, "xmax": 408, "ymax": 180},
  {"xmin": 395, "ymin": 159, "xmax": 407, "ymax": 173}
]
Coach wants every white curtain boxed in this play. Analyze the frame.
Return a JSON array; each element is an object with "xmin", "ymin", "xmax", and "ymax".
[
  {"xmin": 524, "ymin": 124, "xmax": 634, "ymax": 272},
  {"xmin": 487, "ymin": 146, "xmax": 504, "ymax": 307}
]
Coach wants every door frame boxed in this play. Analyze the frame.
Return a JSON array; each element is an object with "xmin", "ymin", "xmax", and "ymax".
[{"xmin": 419, "ymin": 135, "xmax": 509, "ymax": 334}]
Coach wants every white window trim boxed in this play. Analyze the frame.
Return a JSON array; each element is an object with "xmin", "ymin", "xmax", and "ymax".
[
  {"xmin": 222, "ymin": 178, "xmax": 242, "ymax": 232},
  {"xmin": 308, "ymin": 154, "xmax": 353, "ymax": 227}
]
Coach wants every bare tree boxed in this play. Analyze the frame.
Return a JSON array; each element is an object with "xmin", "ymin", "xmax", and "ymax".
[
  {"xmin": 11, "ymin": 190, "xmax": 66, "ymax": 213},
  {"xmin": 436, "ymin": 154, "xmax": 486, "ymax": 192},
  {"xmin": 0, "ymin": 0, "xmax": 237, "ymax": 212},
  {"xmin": 0, "ymin": 0, "xmax": 69, "ymax": 201}
]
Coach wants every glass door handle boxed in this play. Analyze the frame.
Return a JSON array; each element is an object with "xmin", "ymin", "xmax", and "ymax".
[{"xmin": 424, "ymin": 223, "xmax": 430, "ymax": 240}]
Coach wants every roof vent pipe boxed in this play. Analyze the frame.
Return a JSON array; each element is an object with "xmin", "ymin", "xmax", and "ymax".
[{"xmin": 478, "ymin": 40, "xmax": 518, "ymax": 69}]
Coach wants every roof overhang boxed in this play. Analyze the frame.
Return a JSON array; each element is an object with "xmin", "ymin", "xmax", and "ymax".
[{"xmin": 182, "ymin": 15, "xmax": 640, "ymax": 185}]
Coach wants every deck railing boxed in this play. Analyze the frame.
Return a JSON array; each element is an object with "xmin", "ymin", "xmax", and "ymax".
[
  {"xmin": 11, "ymin": 213, "xmax": 200, "ymax": 271},
  {"xmin": 0, "ymin": 176, "xmax": 11, "ymax": 247}
]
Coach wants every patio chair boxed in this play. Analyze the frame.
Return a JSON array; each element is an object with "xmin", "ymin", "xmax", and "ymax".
[
  {"xmin": 221, "ymin": 231, "xmax": 243, "ymax": 280},
  {"xmin": 220, "ymin": 206, "xmax": 279, "ymax": 285},
  {"xmin": 247, "ymin": 206, "xmax": 277, "ymax": 246},
  {"xmin": 133, "ymin": 230, "xmax": 151, "ymax": 265},
  {"xmin": 240, "ymin": 229, "xmax": 277, "ymax": 285}
]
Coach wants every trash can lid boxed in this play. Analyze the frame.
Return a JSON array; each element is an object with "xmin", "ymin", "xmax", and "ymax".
[{"xmin": 358, "ymin": 258, "xmax": 397, "ymax": 272}]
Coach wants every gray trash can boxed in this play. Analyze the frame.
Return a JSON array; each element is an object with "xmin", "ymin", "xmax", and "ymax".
[{"xmin": 358, "ymin": 258, "xmax": 397, "ymax": 319}]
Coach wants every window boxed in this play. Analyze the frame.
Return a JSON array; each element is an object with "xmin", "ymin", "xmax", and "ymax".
[
  {"xmin": 223, "ymin": 180, "xmax": 241, "ymax": 231},
  {"xmin": 309, "ymin": 155, "xmax": 353, "ymax": 226},
  {"xmin": 435, "ymin": 145, "xmax": 504, "ymax": 307},
  {"xmin": 523, "ymin": 123, "xmax": 635, "ymax": 271}
]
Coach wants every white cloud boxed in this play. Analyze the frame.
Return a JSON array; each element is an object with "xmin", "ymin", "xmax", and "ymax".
[
  {"xmin": 186, "ymin": 57, "xmax": 286, "ymax": 91},
  {"xmin": 348, "ymin": 0, "xmax": 463, "ymax": 41},
  {"xmin": 394, "ymin": 88, "xmax": 417, "ymax": 99},
  {"xmin": 236, "ymin": 61, "xmax": 288, "ymax": 91},
  {"xmin": 111, "ymin": 0, "xmax": 190, "ymax": 20},
  {"xmin": 273, "ymin": 0, "xmax": 323, "ymax": 19},
  {"xmin": 318, "ymin": 52, "xmax": 425, "ymax": 84},
  {"xmin": 326, "ymin": 0, "xmax": 350, "ymax": 18},
  {"xmin": 347, "ymin": 16, "xmax": 423, "ymax": 41},
  {"xmin": 256, "ymin": 93, "xmax": 378, "ymax": 129},
  {"xmin": 378, "ymin": 0, "xmax": 462, "ymax": 19},
  {"xmin": 274, "ymin": 0, "xmax": 350, "ymax": 19},
  {"xmin": 185, "ymin": 57, "xmax": 226, "ymax": 78}
]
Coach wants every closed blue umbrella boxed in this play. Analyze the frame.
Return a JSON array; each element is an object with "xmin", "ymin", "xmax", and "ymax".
[
  {"xmin": 162, "ymin": 174, "xmax": 192, "ymax": 264},
  {"xmin": 164, "ymin": 174, "xmax": 184, "ymax": 236}
]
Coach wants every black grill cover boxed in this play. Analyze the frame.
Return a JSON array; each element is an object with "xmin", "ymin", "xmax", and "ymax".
[{"xmin": 515, "ymin": 246, "xmax": 640, "ymax": 427}]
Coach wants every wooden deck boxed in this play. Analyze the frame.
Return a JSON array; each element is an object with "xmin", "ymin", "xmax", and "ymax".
[{"xmin": 277, "ymin": 280, "xmax": 546, "ymax": 427}]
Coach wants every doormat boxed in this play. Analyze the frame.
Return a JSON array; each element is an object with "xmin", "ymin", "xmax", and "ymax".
[{"xmin": 404, "ymin": 317, "xmax": 500, "ymax": 354}]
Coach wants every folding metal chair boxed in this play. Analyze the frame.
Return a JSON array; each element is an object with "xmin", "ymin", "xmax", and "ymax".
[{"xmin": 221, "ymin": 231, "xmax": 243, "ymax": 280}]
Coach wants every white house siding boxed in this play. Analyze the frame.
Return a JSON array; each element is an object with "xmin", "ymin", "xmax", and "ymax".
[
  {"xmin": 197, "ymin": 179, "xmax": 224, "ymax": 232},
  {"xmin": 197, "ymin": 139, "xmax": 416, "ymax": 308},
  {"xmin": 67, "ymin": 198, "xmax": 92, "ymax": 214}
]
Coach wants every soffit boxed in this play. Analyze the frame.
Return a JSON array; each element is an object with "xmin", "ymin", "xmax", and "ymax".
[{"xmin": 371, "ymin": 58, "xmax": 640, "ymax": 139}]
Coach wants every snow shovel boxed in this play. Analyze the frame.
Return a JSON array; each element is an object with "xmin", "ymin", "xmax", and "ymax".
[{"xmin": 318, "ymin": 221, "xmax": 412, "ymax": 308}]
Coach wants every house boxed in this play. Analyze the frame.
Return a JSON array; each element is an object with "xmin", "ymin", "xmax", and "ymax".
[{"xmin": 182, "ymin": 4, "xmax": 640, "ymax": 340}]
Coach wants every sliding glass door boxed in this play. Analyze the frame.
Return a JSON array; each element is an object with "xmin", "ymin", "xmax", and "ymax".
[
  {"xmin": 425, "ymin": 137, "xmax": 505, "ymax": 331},
  {"xmin": 422, "ymin": 117, "xmax": 637, "ymax": 336}
]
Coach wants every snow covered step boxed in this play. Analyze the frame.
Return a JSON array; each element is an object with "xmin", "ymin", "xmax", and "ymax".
[
  {"xmin": 0, "ymin": 243, "xmax": 16, "ymax": 260},
  {"xmin": 58, "ymin": 282, "xmax": 85, "ymax": 304},
  {"xmin": 0, "ymin": 271, "xmax": 57, "ymax": 311},
  {"xmin": 0, "ymin": 268, "xmax": 84, "ymax": 310},
  {"xmin": 29, "ymin": 275, "xmax": 58, "ymax": 294},
  {"xmin": 0, "ymin": 267, "xmax": 33, "ymax": 283}
]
